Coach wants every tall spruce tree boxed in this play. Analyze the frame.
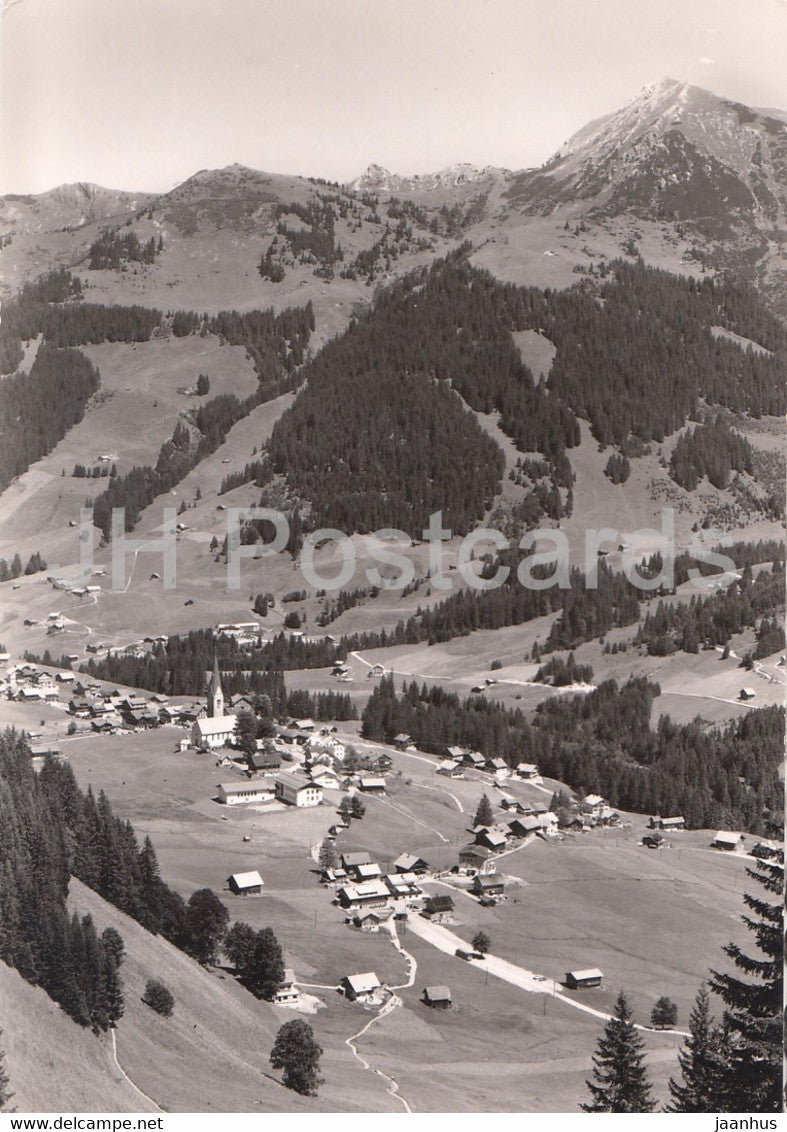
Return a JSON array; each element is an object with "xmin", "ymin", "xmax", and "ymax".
[
  {"xmin": 0, "ymin": 1029, "xmax": 12, "ymax": 1109},
  {"xmin": 581, "ymin": 991, "xmax": 655, "ymax": 1112},
  {"xmin": 708, "ymin": 853, "xmax": 783, "ymax": 1112},
  {"xmin": 473, "ymin": 794, "xmax": 494, "ymax": 828},
  {"xmin": 667, "ymin": 985, "xmax": 724, "ymax": 1112}
]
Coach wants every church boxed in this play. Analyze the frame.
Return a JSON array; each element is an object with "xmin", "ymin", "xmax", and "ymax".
[{"xmin": 190, "ymin": 656, "xmax": 237, "ymax": 749}]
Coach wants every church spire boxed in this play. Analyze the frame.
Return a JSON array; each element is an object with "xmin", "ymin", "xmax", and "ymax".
[{"xmin": 207, "ymin": 652, "xmax": 224, "ymax": 718}]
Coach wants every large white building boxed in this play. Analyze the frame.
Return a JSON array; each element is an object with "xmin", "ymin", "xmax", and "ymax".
[{"xmin": 274, "ymin": 772, "xmax": 323, "ymax": 807}]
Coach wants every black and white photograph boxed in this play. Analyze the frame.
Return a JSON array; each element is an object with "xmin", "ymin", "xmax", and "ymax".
[{"xmin": 0, "ymin": 0, "xmax": 783, "ymax": 1119}]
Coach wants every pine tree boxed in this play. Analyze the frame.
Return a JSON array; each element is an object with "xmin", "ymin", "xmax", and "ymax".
[
  {"xmin": 0, "ymin": 1029, "xmax": 13, "ymax": 1109},
  {"xmin": 667, "ymin": 985, "xmax": 724, "ymax": 1112},
  {"xmin": 708, "ymin": 853, "xmax": 783, "ymax": 1112},
  {"xmin": 581, "ymin": 991, "xmax": 655, "ymax": 1112},
  {"xmin": 186, "ymin": 888, "xmax": 230, "ymax": 965},
  {"xmin": 474, "ymin": 794, "xmax": 494, "ymax": 828},
  {"xmin": 270, "ymin": 1019, "xmax": 323, "ymax": 1095},
  {"xmin": 650, "ymin": 996, "xmax": 678, "ymax": 1029},
  {"xmin": 318, "ymin": 838, "xmax": 337, "ymax": 871}
]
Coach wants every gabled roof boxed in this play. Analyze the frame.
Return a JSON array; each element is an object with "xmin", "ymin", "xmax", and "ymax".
[
  {"xmin": 359, "ymin": 776, "xmax": 386, "ymax": 789},
  {"xmin": 584, "ymin": 794, "xmax": 605, "ymax": 806},
  {"xmin": 195, "ymin": 715, "xmax": 238, "ymax": 735},
  {"xmin": 393, "ymin": 853, "xmax": 426, "ymax": 871},
  {"xmin": 342, "ymin": 851, "xmax": 372, "ymax": 867},
  {"xmin": 568, "ymin": 968, "xmax": 603, "ymax": 981},
  {"xmin": 713, "ymin": 830, "xmax": 742, "ymax": 844},
  {"xmin": 424, "ymin": 894, "xmax": 454, "ymax": 912},
  {"xmin": 474, "ymin": 871, "xmax": 504, "ymax": 889},
  {"xmin": 344, "ymin": 972, "xmax": 381, "ymax": 994},
  {"xmin": 424, "ymin": 985, "xmax": 451, "ymax": 1001},
  {"xmin": 356, "ymin": 863, "xmax": 382, "ymax": 879},
  {"xmin": 229, "ymin": 870, "xmax": 264, "ymax": 889}
]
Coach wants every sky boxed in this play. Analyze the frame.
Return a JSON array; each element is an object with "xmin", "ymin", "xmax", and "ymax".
[{"xmin": 0, "ymin": 0, "xmax": 785, "ymax": 194}]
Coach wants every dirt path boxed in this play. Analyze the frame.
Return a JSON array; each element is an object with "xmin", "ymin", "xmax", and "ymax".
[
  {"xmin": 343, "ymin": 923, "xmax": 417, "ymax": 1113},
  {"xmin": 110, "ymin": 1029, "xmax": 164, "ymax": 1112}
]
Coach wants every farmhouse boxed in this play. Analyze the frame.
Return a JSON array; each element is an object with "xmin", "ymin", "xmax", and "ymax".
[
  {"xmin": 515, "ymin": 762, "xmax": 540, "ymax": 780},
  {"xmin": 218, "ymin": 781, "xmax": 275, "ymax": 805},
  {"xmin": 423, "ymin": 986, "xmax": 452, "ymax": 1010},
  {"xmin": 308, "ymin": 767, "xmax": 340, "ymax": 790},
  {"xmin": 474, "ymin": 828, "xmax": 507, "ymax": 851},
  {"xmin": 642, "ymin": 833, "xmax": 665, "ymax": 849},
  {"xmin": 485, "ymin": 757, "xmax": 508, "ymax": 775},
  {"xmin": 712, "ymin": 830, "xmax": 743, "ymax": 851},
  {"xmin": 649, "ymin": 815, "xmax": 686, "ymax": 830},
  {"xmin": 355, "ymin": 863, "xmax": 383, "ymax": 881},
  {"xmin": 353, "ymin": 909, "xmax": 393, "ymax": 932},
  {"xmin": 581, "ymin": 794, "xmax": 606, "ymax": 816},
  {"xmin": 393, "ymin": 853, "xmax": 429, "ymax": 875},
  {"xmin": 444, "ymin": 745, "xmax": 466, "ymax": 761},
  {"xmin": 437, "ymin": 759, "xmax": 463, "ymax": 777},
  {"xmin": 458, "ymin": 845, "xmax": 493, "ymax": 871},
  {"xmin": 341, "ymin": 851, "xmax": 372, "ymax": 872},
  {"xmin": 462, "ymin": 750, "xmax": 485, "ymax": 769},
  {"xmin": 393, "ymin": 734, "xmax": 412, "ymax": 749},
  {"xmin": 739, "ymin": 687, "xmax": 757, "ymax": 701},
  {"xmin": 472, "ymin": 871, "xmax": 505, "ymax": 899},
  {"xmin": 565, "ymin": 969, "xmax": 604, "ymax": 989},
  {"xmin": 422, "ymin": 895, "xmax": 454, "ymax": 923},
  {"xmin": 367, "ymin": 664, "xmax": 386, "ymax": 679},
  {"xmin": 340, "ymin": 972, "xmax": 382, "ymax": 1003},
  {"xmin": 271, "ymin": 969, "xmax": 299, "ymax": 1004},
  {"xmin": 338, "ymin": 882, "xmax": 390, "ymax": 910},
  {"xmin": 274, "ymin": 772, "xmax": 322, "ymax": 807},
  {"xmin": 358, "ymin": 776, "xmax": 386, "ymax": 793},
  {"xmin": 227, "ymin": 870, "xmax": 264, "ymax": 895}
]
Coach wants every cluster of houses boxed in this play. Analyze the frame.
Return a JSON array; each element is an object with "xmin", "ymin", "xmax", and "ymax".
[{"xmin": 325, "ymin": 851, "xmax": 430, "ymax": 921}]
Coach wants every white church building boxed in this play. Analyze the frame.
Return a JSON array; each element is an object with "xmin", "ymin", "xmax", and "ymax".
[{"xmin": 191, "ymin": 656, "xmax": 237, "ymax": 749}]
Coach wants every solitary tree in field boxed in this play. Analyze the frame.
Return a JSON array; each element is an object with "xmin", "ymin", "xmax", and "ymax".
[
  {"xmin": 471, "ymin": 931, "xmax": 490, "ymax": 954},
  {"xmin": 0, "ymin": 1030, "xmax": 13, "ymax": 1109},
  {"xmin": 349, "ymin": 795, "xmax": 366, "ymax": 820},
  {"xmin": 142, "ymin": 979, "xmax": 174, "ymax": 1017},
  {"xmin": 581, "ymin": 991, "xmax": 655, "ymax": 1112},
  {"xmin": 667, "ymin": 985, "xmax": 725, "ymax": 1112},
  {"xmin": 270, "ymin": 1020, "xmax": 323, "ymax": 1095},
  {"xmin": 650, "ymin": 996, "xmax": 678, "ymax": 1029},
  {"xmin": 473, "ymin": 794, "xmax": 494, "ymax": 828},
  {"xmin": 708, "ymin": 853, "xmax": 783, "ymax": 1112}
]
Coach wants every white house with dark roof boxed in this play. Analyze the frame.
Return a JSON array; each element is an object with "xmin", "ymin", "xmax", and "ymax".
[{"xmin": 341, "ymin": 972, "xmax": 382, "ymax": 1002}]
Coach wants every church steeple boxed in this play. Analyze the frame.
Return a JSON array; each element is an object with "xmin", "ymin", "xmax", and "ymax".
[{"xmin": 207, "ymin": 653, "xmax": 224, "ymax": 718}]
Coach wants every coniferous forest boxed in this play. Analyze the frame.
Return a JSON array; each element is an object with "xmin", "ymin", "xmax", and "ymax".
[{"xmin": 361, "ymin": 675, "xmax": 783, "ymax": 831}]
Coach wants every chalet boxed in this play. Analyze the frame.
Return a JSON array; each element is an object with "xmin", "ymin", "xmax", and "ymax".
[
  {"xmin": 444, "ymin": 745, "xmax": 466, "ymax": 761},
  {"xmin": 472, "ymin": 871, "xmax": 504, "ymax": 898},
  {"xmin": 375, "ymin": 753, "xmax": 393, "ymax": 771},
  {"xmin": 322, "ymin": 866, "xmax": 348, "ymax": 883},
  {"xmin": 127, "ymin": 708, "xmax": 158, "ymax": 729},
  {"xmin": 421, "ymin": 895, "xmax": 454, "ymax": 923},
  {"xmin": 18, "ymin": 687, "xmax": 44, "ymax": 701},
  {"xmin": 250, "ymin": 748, "xmax": 283, "ymax": 772},
  {"xmin": 642, "ymin": 833, "xmax": 665, "ymax": 849},
  {"xmin": 341, "ymin": 851, "xmax": 372, "ymax": 872},
  {"xmin": 649, "ymin": 815, "xmax": 685, "ymax": 831},
  {"xmin": 353, "ymin": 909, "xmax": 393, "ymax": 932},
  {"xmin": 498, "ymin": 792, "xmax": 519, "ymax": 810},
  {"xmin": 291, "ymin": 718, "xmax": 316, "ymax": 732},
  {"xmin": 565, "ymin": 968, "xmax": 603, "ymax": 989},
  {"xmin": 437, "ymin": 759, "xmax": 463, "ymax": 777},
  {"xmin": 507, "ymin": 816, "xmax": 542, "ymax": 838},
  {"xmin": 458, "ymin": 844, "xmax": 493, "ymax": 872},
  {"xmin": 29, "ymin": 745, "xmax": 66, "ymax": 771},
  {"xmin": 358, "ymin": 776, "xmax": 386, "ymax": 794},
  {"xmin": 218, "ymin": 781, "xmax": 275, "ymax": 805},
  {"xmin": 485, "ymin": 757, "xmax": 508, "ymax": 775},
  {"xmin": 367, "ymin": 664, "xmax": 386, "ymax": 679},
  {"xmin": 393, "ymin": 734, "xmax": 412, "ymax": 750},
  {"xmin": 474, "ymin": 828, "xmax": 507, "ymax": 852},
  {"xmin": 272, "ymin": 969, "xmax": 299, "ymax": 1004},
  {"xmin": 337, "ymin": 882, "xmax": 390, "ymax": 911},
  {"xmin": 122, "ymin": 695, "xmax": 148, "ymax": 712},
  {"xmin": 384, "ymin": 873, "xmax": 421, "ymax": 901},
  {"xmin": 712, "ymin": 830, "xmax": 743, "ymax": 851},
  {"xmin": 309, "ymin": 767, "xmax": 340, "ymax": 790},
  {"xmin": 227, "ymin": 870, "xmax": 264, "ymax": 895},
  {"xmin": 462, "ymin": 750, "xmax": 485, "ymax": 769},
  {"xmin": 393, "ymin": 853, "xmax": 429, "ymax": 875},
  {"xmin": 274, "ymin": 773, "xmax": 322, "ymax": 807},
  {"xmin": 423, "ymin": 986, "xmax": 452, "ymax": 1010},
  {"xmin": 91, "ymin": 718, "xmax": 119, "ymax": 733},
  {"xmin": 55, "ymin": 671, "xmax": 74, "ymax": 683},
  {"xmin": 340, "ymin": 972, "xmax": 381, "ymax": 1003},
  {"xmin": 581, "ymin": 794, "xmax": 606, "ymax": 816},
  {"xmin": 515, "ymin": 762, "xmax": 540, "ymax": 780},
  {"xmin": 739, "ymin": 687, "xmax": 757, "ymax": 701},
  {"xmin": 355, "ymin": 863, "xmax": 383, "ymax": 881}
]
